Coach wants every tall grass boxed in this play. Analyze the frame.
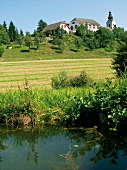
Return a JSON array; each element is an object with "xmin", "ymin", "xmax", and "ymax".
[{"xmin": 0, "ymin": 77, "xmax": 126, "ymax": 129}]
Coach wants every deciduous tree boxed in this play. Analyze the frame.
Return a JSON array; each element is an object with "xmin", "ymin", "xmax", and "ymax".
[{"xmin": 0, "ymin": 25, "xmax": 10, "ymax": 44}]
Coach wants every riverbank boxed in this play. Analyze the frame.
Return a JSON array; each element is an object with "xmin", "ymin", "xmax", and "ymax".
[{"xmin": 0, "ymin": 77, "xmax": 127, "ymax": 129}]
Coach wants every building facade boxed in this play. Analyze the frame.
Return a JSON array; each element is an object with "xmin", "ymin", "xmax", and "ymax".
[
  {"xmin": 69, "ymin": 18, "xmax": 100, "ymax": 32},
  {"xmin": 106, "ymin": 11, "xmax": 116, "ymax": 29},
  {"xmin": 42, "ymin": 21, "xmax": 69, "ymax": 34}
]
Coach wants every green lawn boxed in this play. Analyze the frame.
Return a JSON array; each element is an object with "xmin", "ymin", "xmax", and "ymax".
[{"xmin": 0, "ymin": 58, "xmax": 115, "ymax": 91}]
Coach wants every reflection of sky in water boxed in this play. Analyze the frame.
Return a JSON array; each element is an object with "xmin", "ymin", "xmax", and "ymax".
[{"xmin": 1, "ymin": 129, "xmax": 127, "ymax": 170}]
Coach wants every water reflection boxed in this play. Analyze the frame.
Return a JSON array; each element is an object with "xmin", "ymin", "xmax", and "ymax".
[{"xmin": 0, "ymin": 125, "xmax": 127, "ymax": 170}]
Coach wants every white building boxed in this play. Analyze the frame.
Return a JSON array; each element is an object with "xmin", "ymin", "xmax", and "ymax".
[
  {"xmin": 106, "ymin": 11, "xmax": 116, "ymax": 29},
  {"xmin": 42, "ymin": 21, "xmax": 70, "ymax": 34},
  {"xmin": 69, "ymin": 18, "xmax": 100, "ymax": 33}
]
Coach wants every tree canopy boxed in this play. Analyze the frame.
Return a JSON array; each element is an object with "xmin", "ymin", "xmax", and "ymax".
[
  {"xmin": 8, "ymin": 21, "xmax": 17, "ymax": 42},
  {"xmin": 37, "ymin": 19, "xmax": 47, "ymax": 32},
  {"xmin": 0, "ymin": 24, "xmax": 10, "ymax": 45}
]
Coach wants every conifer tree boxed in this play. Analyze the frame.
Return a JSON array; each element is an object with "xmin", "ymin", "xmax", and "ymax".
[
  {"xmin": 8, "ymin": 21, "xmax": 17, "ymax": 42},
  {"xmin": 3, "ymin": 21, "xmax": 8, "ymax": 32}
]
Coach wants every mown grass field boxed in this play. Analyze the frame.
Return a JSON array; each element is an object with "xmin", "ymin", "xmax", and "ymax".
[{"xmin": 0, "ymin": 58, "xmax": 115, "ymax": 91}]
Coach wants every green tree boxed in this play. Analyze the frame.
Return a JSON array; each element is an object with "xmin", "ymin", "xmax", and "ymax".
[
  {"xmin": 20, "ymin": 29, "xmax": 24, "ymax": 36},
  {"xmin": 17, "ymin": 34, "xmax": 24, "ymax": 47},
  {"xmin": 24, "ymin": 32, "xmax": 32, "ymax": 50},
  {"xmin": 112, "ymin": 40, "xmax": 127, "ymax": 76},
  {"xmin": 75, "ymin": 24, "xmax": 88, "ymax": 36},
  {"xmin": 95, "ymin": 27, "xmax": 113, "ymax": 48},
  {"xmin": 0, "ymin": 46, "xmax": 5, "ymax": 57},
  {"xmin": 8, "ymin": 21, "xmax": 17, "ymax": 42},
  {"xmin": 53, "ymin": 26, "xmax": 66, "ymax": 38},
  {"xmin": 113, "ymin": 27, "xmax": 126, "ymax": 42},
  {"xmin": 37, "ymin": 19, "xmax": 47, "ymax": 32},
  {"xmin": 34, "ymin": 32, "xmax": 46, "ymax": 49},
  {"xmin": 0, "ymin": 25, "xmax": 10, "ymax": 44},
  {"xmin": 34, "ymin": 36, "xmax": 40, "ymax": 49},
  {"xmin": 3, "ymin": 21, "xmax": 8, "ymax": 32},
  {"xmin": 83, "ymin": 31, "xmax": 99, "ymax": 50}
]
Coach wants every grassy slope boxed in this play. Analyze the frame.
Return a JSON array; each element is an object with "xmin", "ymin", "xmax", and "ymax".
[
  {"xmin": 1, "ymin": 34, "xmax": 115, "ymax": 62},
  {"xmin": 0, "ymin": 35, "xmax": 115, "ymax": 91}
]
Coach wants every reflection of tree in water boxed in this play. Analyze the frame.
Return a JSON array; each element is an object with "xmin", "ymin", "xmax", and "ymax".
[
  {"xmin": 59, "ymin": 141, "xmax": 79, "ymax": 170},
  {"xmin": 67, "ymin": 127, "xmax": 127, "ymax": 165},
  {"xmin": 0, "ymin": 125, "xmax": 65, "ymax": 167},
  {"xmin": 0, "ymin": 140, "xmax": 7, "ymax": 163},
  {"xmin": 0, "ymin": 125, "xmax": 127, "ymax": 167}
]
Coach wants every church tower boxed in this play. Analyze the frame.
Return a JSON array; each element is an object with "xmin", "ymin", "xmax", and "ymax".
[{"xmin": 106, "ymin": 11, "xmax": 116, "ymax": 29}]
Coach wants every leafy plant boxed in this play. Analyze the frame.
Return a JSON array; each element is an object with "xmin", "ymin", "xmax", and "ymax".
[
  {"xmin": 0, "ymin": 47, "xmax": 4, "ymax": 57},
  {"xmin": 51, "ymin": 70, "xmax": 92, "ymax": 89}
]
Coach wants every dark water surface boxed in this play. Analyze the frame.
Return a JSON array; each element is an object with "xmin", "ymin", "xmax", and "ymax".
[{"xmin": 0, "ymin": 125, "xmax": 127, "ymax": 170}]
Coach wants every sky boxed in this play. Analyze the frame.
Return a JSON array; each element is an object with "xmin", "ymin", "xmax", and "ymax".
[{"xmin": 0, "ymin": 0, "xmax": 127, "ymax": 34}]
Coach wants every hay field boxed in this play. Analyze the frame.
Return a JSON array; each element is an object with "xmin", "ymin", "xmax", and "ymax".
[{"xmin": 0, "ymin": 58, "xmax": 115, "ymax": 91}]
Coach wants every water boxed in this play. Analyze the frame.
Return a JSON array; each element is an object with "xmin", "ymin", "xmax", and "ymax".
[{"xmin": 0, "ymin": 125, "xmax": 127, "ymax": 170}]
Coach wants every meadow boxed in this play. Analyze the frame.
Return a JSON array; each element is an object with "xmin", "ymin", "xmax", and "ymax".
[{"xmin": 0, "ymin": 58, "xmax": 114, "ymax": 91}]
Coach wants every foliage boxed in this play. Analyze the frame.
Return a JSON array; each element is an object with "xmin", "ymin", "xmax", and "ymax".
[
  {"xmin": 51, "ymin": 70, "xmax": 92, "ymax": 89},
  {"xmin": 75, "ymin": 24, "xmax": 88, "ymax": 36},
  {"xmin": 0, "ymin": 25, "xmax": 10, "ymax": 45},
  {"xmin": 83, "ymin": 31, "xmax": 99, "ymax": 50},
  {"xmin": 3, "ymin": 21, "xmax": 8, "ymax": 32},
  {"xmin": 24, "ymin": 32, "xmax": 32, "ymax": 50},
  {"xmin": 95, "ymin": 27, "xmax": 113, "ymax": 48},
  {"xmin": 8, "ymin": 21, "xmax": 17, "ymax": 42},
  {"xmin": 112, "ymin": 40, "xmax": 127, "ymax": 76},
  {"xmin": 17, "ymin": 34, "xmax": 24, "ymax": 47},
  {"xmin": 64, "ymin": 78, "xmax": 127, "ymax": 128},
  {"xmin": 113, "ymin": 27, "xmax": 127, "ymax": 42},
  {"xmin": 70, "ymin": 70, "xmax": 93, "ymax": 87},
  {"xmin": 51, "ymin": 71, "xmax": 69, "ymax": 89},
  {"xmin": 37, "ymin": 19, "xmax": 47, "ymax": 32},
  {"xmin": 53, "ymin": 26, "xmax": 67, "ymax": 38},
  {"xmin": 0, "ymin": 77, "xmax": 126, "ymax": 128},
  {"xmin": 0, "ymin": 46, "xmax": 5, "ymax": 57}
]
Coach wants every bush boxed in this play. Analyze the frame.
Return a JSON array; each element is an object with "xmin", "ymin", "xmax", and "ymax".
[
  {"xmin": 51, "ymin": 71, "xmax": 69, "ymax": 89},
  {"xmin": 70, "ymin": 70, "xmax": 92, "ymax": 87},
  {"xmin": 63, "ymin": 78, "xmax": 127, "ymax": 128},
  {"xmin": 0, "ymin": 46, "xmax": 5, "ymax": 57},
  {"xmin": 51, "ymin": 70, "xmax": 92, "ymax": 89},
  {"xmin": 112, "ymin": 41, "xmax": 127, "ymax": 76}
]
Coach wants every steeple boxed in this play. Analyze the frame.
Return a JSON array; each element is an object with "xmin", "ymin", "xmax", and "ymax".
[
  {"xmin": 106, "ymin": 10, "xmax": 116, "ymax": 29},
  {"xmin": 108, "ymin": 11, "xmax": 113, "ymax": 20}
]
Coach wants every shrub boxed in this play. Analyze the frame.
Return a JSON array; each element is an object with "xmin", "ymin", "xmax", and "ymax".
[
  {"xmin": 51, "ymin": 71, "xmax": 69, "ymax": 89},
  {"xmin": 112, "ymin": 41, "xmax": 127, "ymax": 76},
  {"xmin": 63, "ymin": 78, "xmax": 127, "ymax": 128},
  {"xmin": 51, "ymin": 70, "xmax": 92, "ymax": 89},
  {"xmin": 0, "ymin": 46, "xmax": 5, "ymax": 57},
  {"xmin": 70, "ymin": 70, "xmax": 92, "ymax": 87}
]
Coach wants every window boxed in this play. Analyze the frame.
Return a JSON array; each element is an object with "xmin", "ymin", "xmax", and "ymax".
[
  {"xmin": 71, "ymin": 26, "xmax": 73, "ymax": 30},
  {"xmin": 64, "ymin": 25, "xmax": 66, "ymax": 28},
  {"xmin": 75, "ymin": 25, "xmax": 77, "ymax": 29},
  {"xmin": 93, "ymin": 25, "xmax": 95, "ymax": 29},
  {"xmin": 89, "ymin": 25, "xmax": 91, "ymax": 28},
  {"xmin": 72, "ymin": 22, "xmax": 75, "ymax": 24}
]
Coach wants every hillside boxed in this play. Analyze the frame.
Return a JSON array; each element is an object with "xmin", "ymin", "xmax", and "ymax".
[{"xmin": 0, "ymin": 34, "xmax": 115, "ymax": 62}]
